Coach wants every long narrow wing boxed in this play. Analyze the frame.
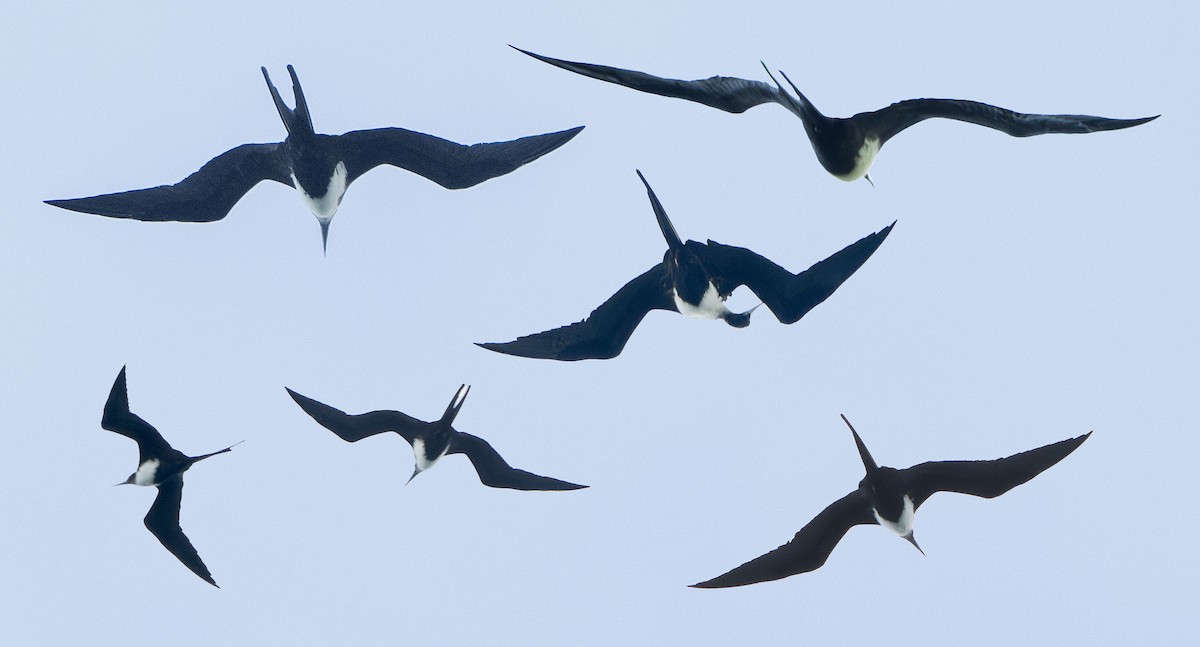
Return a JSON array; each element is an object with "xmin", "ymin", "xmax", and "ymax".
[
  {"xmin": 45, "ymin": 143, "xmax": 291, "ymax": 222},
  {"xmin": 691, "ymin": 491, "xmax": 877, "ymax": 588},
  {"xmin": 513, "ymin": 47, "xmax": 785, "ymax": 114},
  {"xmin": 866, "ymin": 99, "xmax": 1157, "ymax": 146},
  {"xmin": 101, "ymin": 367, "xmax": 175, "ymax": 464},
  {"xmin": 333, "ymin": 125, "xmax": 582, "ymax": 189},
  {"xmin": 144, "ymin": 477, "xmax": 216, "ymax": 587},
  {"xmin": 476, "ymin": 264, "xmax": 675, "ymax": 361},
  {"xmin": 286, "ymin": 388, "xmax": 426, "ymax": 444},
  {"xmin": 905, "ymin": 432, "xmax": 1091, "ymax": 509},
  {"xmin": 700, "ymin": 222, "xmax": 894, "ymax": 324},
  {"xmin": 449, "ymin": 432, "xmax": 586, "ymax": 491}
]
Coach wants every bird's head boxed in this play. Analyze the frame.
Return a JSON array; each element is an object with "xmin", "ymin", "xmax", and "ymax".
[
  {"xmin": 114, "ymin": 473, "xmax": 137, "ymax": 487},
  {"xmin": 291, "ymin": 161, "xmax": 348, "ymax": 255},
  {"xmin": 722, "ymin": 302, "xmax": 762, "ymax": 328}
]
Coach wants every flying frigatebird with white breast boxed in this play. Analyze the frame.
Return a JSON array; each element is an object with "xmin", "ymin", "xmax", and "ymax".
[
  {"xmin": 46, "ymin": 65, "xmax": 583, "ymax": 253},
  {"xmin": 512, "ymin": 46, "xmax": 1156, "ymax": 185},
  {"xmin": 692, "ymin": 415, "xmax": 1091, "ymax": 588},
  {"xmin": 477, "ymin": 170, "xmax": 893, "ymax": 361},
  {"xmin": 103, "ymin": 366, "xmax": 240, "ymax": 587},
  {"xmin": 286, "ymin": 384, "xmax": 587, "ymax": 491}
]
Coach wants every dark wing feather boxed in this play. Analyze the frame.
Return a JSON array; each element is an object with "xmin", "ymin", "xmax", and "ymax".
[
  {"xmin": 286, "ymin": 388, "xmax": 426, "ymax": 444},
  {"xmin": 865, "ymin": 99, "xmax": 1158, "ymax": 145},
  {"xmin": 700, "ymin": 222, "xmax": 894, "ymax": 324},
  {"xmin": 45, "ymin": 143, "xmax": 290, "ymax": 222},
  {"xmin": 333, "ymin": 125, "xmax": 583, "ymax": 189},
  {"xmin": 905, "ymin": 432, "xmax": 1091, "ymax": 509},
  {"xmin": 691, "ymin": 491, "xmax": 876, "ymax": 588},
  {"xmin": 101, "ymin": 367, "xmax": 176, "ymax": 464},
  {"xmin": 144, "ymin": 477, "xmax": 216, "ymax": 587},
  {"xmin": 476, "ymin": 264, "xmax": 675, "ymax": 361},
  {"xmin": 449, "ymin": 432, "xmax": 586, "ymax": 491},
  {"xmin": 514, "ymin": 46, "xmax": 784, "ymax": 114}
]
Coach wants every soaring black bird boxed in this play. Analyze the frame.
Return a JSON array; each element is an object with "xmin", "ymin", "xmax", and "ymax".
[
  {"xmin": 692, "ymin": 415, "xmax": 1091, "ymax": 588},
  {"xmin": 103, "ymin": 367, "xmax": 238, "ymax": 587},
  {"xmin": 477, "ymin": 171, "xmax": 892, "ymax": 360},
  {"xmin": 512, "ymin": 46, "xmax": 1156, "ymax": 184},
  {"xmin": 286, "ymin": 385, "xmax": 586, "ymax": 491},
  {"xmin": 45, "ymin": 64, "xmax": 584, "ymax": 253}
]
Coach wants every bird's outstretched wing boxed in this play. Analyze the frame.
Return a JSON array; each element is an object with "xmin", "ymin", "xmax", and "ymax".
[
  {"xmin": 513, "ymin": 47, "xmax": 785, "ymax": 114},
  {"xmin": 286, "ymin": 388, "xmax": 426, "ymax": 444},
  {"xmin": 449, "ymin": 432, "xmax": 586, "ymax": 491},
  {"xmin": 101, "ymin": 366, "xmax": 176, "ymax": 464},
  {"xmin": 904, "ymin": 432, "xmax": 1091, "ymax": 509},
  {"xmin": 333, "ymin": 125, "xmax": 583, "ymax": 189},
  {"xmin": 699, "ymin": 222, "xmax": 894, "ymax": 324},
  {"xmin": 691, "ymin": 491, "xmax": 876, "ymax": 588},
  {"xmin": 477, "ymin": 264, "xmax": 675, "ymax": 361},
  {"xmin": 144, "ymin": 476, "xmax": 216, "ymax": 587},
  {"xmin": 45, "ymin": 143, "xmax": 291, "ymax": 221},
  {"xmin": 865, "ymin": 99, "xmax": 1158, "ymax": 146}
]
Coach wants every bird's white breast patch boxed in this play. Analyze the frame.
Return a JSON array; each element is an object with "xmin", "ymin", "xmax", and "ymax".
[
  {"xmin": 673, "ymin": 283, "xmax": 728, "ymax": 320},
  {"xmin": 874, "ymin": 494, "xmax": 916, "ymax": 537},
  {"xmin": 134, "ymin": 459, "xmax": 161, "ymax": 486},
  {"xmin": 835, "ymin": 137, "xmax": 881, "ymax": 182},
  {"xmin": 411, "ymin": 437, "xmax": 448, "ymax": 472},
  {"xmin": 293, "ymin": 161, "xmax": 348, "ymax": 218}
]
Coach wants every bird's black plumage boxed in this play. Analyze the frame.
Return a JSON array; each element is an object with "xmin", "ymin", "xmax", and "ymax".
[
  {"xmin": 512, "ymin": 46, "xmax": 1156, "ymax": 182},
  {"xmin": 45, "ymin": 64, "xmax": 583, "ymax": 252},
  {"xmin": 285, "ymin": 385, "xmax": 587, "ymax": 491},
  {"xmin": 477, "ymin": 171, "xmax": 892, "ymax": 360},
  {"xmin": 103, "ymin": 366, "xmax": 237, "ymax": 587},
  {"xmin": 692, "ymin": 417, "xmax": 1090, "ymax": 588}
]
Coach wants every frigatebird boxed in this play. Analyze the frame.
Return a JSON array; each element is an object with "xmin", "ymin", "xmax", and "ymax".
[
  {"xmin": 477, "ymin": 170, "xmax": 892, "ymax": 360},
  {"xmin": 103, "ymin": 366, "xmax": 238, "ymax": 587},
  {"xmin": 286, "ymin": 385, "xmax": 586, "ymax": 491},
  {"xmin": 512, "ymin": 46, "xmax": 1155, "ymax": 184},
  {"xmin": 692, "ymin": 415, "xmax": 1090, "ymax": 588},
  {"xmin": 46, "ymin": 65, "xmax": 583, "ymax": 253}
]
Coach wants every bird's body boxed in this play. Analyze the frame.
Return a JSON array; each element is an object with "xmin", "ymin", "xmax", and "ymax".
[
  {"xmin": 477, "ymin": 170, "xmax": 893, "ymax": 360},
  {"xmin": 286, "ymin": 384, "xmax": 586, "ymax": 491},
  {"xmin": 45, "ymin": 65, "xmax": 583, "ymax": 253},
  {"xmin": 691, "ymin": 415, "xmax": 1090, "ymax": 588},
  {"xmin": 103, "ymin": 367, "xmax": 238, "ymax": 587},
  {"xmin": 512, "ymin": 46, "xmax": 1156, "ymax": 183}
]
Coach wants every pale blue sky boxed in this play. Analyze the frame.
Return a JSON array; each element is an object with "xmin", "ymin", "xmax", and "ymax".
[{"xmin": 2, "ymin": 2, "xmax": 1196, "ymax": 645}]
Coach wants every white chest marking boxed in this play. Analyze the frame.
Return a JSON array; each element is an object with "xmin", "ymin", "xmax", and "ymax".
[
  {"xmin": 673, "ymin": 283, "xmax": 728, "ymax": 320},
  {"xmin": 411, "ymin": 437, "xmax": 449, "ymax": 472},
  {"xmin": 834, "ymin": 137, "xmax": 881, "ymax": 182},
  {"xmin": 874, "ymin": 495, "xmax": 916, "ymax": 537},
  {"xmin": 134, "ymin": 459, "xmax": 161, "ymax": 487},
  {"xmin": 293, "ymin": 161, "xmax": 348, "ymax": 218}
]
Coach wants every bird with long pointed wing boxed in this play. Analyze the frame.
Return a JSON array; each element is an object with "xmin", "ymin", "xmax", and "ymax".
[
  {"xmin": 286, "ymin": 385, "xmax": 586, "ymax": 491},
  {"xmin": 103, "ymin": 366, "xmax": 238, "ymax": 587},
  {"xmin": 477, "ymin": 170, "xmax": 892, "ymax": 360},
  {"xmin": 46, "ymin": 65, "xmax": 583, "ymax": 253},
  {"xmin": 692, "ymin": 415, "xmax": 1090, "ymax": 588},
  {"xmin": 512, "ymin": 46, "xmax": 1155, "ymax": 184}
]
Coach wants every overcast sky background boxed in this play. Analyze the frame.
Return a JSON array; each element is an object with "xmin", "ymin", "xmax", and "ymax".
[{"xmin": 2, "ymin": 2, "xmax": 1195, "ymax": 645}]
